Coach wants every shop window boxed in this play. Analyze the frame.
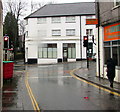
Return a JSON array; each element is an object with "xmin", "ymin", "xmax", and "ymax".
[
  {"xmin": 112, "ymin": 47, "xmax": 118, "ymax": 65},
  {"xmin": 104, "ymin": 47, "xmax": 111, "ymax": 64},
  {"xmin": 38, "ymin": 44, "xmax": 57, "ymax": 58},
  {"xmin": 104, "ymin": 40, "xmax": 120, "ymax": 66},
  {"xmin": 68, "ymin": 43, "xmax": 76, "ymax": 58},
  {"xmin": 118, "ymin": 46, "xmax": 120, "ymax": 66}
]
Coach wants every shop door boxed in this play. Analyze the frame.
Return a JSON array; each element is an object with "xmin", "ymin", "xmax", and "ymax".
[{"xmin": 63, "ymin": 47, "xmax": 68, "ymax": 62}]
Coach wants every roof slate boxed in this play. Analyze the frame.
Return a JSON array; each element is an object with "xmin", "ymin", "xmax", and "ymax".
[{"xmin": 25, "ymin": 2, "xmax": 95, "ymax": 19}]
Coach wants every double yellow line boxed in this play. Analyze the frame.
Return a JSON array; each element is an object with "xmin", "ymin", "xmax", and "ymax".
[
  {"xmin": 25, "ymin": 71, "xmax": 41, "ymax": 112},
  {"xmin": 70, "ymin": 69, "xmax": 120, "ymax": 97}
]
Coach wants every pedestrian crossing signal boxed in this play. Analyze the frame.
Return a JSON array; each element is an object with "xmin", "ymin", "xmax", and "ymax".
[{"xmin": 83, "ymin": 36, "xmax": 88, "ymax": 47}]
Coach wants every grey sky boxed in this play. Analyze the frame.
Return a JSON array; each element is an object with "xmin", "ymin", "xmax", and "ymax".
[{"xmin": 3, "ymin": 0, "xmax": 95, "ymax": 20}]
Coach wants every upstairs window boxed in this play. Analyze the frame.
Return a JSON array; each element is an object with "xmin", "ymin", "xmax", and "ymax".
[
  {"xmin": 52, "ymin": 30, "xmax": 61, "ymax": 36},
  {"xmin": 66, "ymin": 29, "xmax": 75, "ymax": 36},
  {"xmin": 37, "ymin": 18, "xmax": 46, "ymax": 24},
  {"xmin": 26, "ymin": 19, "xmax": 28, "ymax": 25},
  {"xmin": 86, "ymin": 16, "xmax": 93, "ymax": 19},
  {"xmin": 51, "ymin": 17, "xmax": 61, "ymax": 23},
  {"xmin": 66, "ymin": 16, "xmax": 76, "ymax": 23},
  {"xmin": 114, "ymin": 0, "xmax": 120, "ymax": 6},
  {"xmin": 86, "ymin": 29, "xmax": 93, "ymax": 36}
]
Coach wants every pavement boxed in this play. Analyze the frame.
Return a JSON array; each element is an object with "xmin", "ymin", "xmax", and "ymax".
[
  {"xmin": 74, "ymin": 61, "xmax": 120, "ymax": 94},
  {"xmin": 2, "ymin": 60, "xmax": 120, "ymax": 111}
]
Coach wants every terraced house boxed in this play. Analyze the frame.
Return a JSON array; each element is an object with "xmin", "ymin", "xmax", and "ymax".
[{"xmin": 24, "ymin": 2, "xmax": 96, "ymax": 64}]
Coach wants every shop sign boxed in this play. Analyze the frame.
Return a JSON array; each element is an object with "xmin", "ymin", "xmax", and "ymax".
[
  {"xmin": 86, "ymin": 19, "xmax": 98, "ymax": 25},
  {"xmin": 104, "ymin": 22, "xmax": 120, "ymax": 41}
]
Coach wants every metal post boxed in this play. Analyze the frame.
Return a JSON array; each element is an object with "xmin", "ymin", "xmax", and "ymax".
[
  {"xmin": 87, "ymin": 45, "xmax": 89, "ymax": 69},
  {"xmin": 97, "ymin": 1, "xmax": 101, "ymax": 78},
  {"xmin": 80, "ymin": 16, "xmax": 82, "ymax": 60}
]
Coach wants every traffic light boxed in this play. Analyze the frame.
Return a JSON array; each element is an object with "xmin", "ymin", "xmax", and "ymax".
[
  {"xmin": 4, "ymin": 36, "xmax": 9, "ymax": 48},
  {"xmin": 83, "ymin": 36, "xmax": 88, "ymax": 47}
]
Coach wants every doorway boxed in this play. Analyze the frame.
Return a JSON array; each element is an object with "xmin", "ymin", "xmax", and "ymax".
[{"xmin": 63, "ymin": 44, "xmax": 68, "ymax": 62}]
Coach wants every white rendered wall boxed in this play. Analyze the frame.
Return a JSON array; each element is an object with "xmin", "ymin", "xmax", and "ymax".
[{"xmin": 25, "ymin": 15, "xmax": 96, "ymax": 64}]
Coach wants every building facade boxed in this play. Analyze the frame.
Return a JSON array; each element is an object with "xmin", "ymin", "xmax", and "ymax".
[
  {"xmin": 0, "ymin": 0, "xmax": 3, "ymax": 110},
  {"xmin": 96, "ymin": 1, "xmax": 120, "ymax": 82},
  {"xmin": 25, "ymin": 2, "xmax": 96, "ymax": 64}
]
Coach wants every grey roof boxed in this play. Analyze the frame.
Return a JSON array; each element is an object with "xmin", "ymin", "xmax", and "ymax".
[{"xmin": 25, "ymin": 2, "xmax": 95, "ymax": 19}]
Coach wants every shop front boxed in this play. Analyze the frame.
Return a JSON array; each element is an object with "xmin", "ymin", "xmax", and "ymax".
[{"xmin": 103, "ymin": 22, "xmax": 120, "ymax": 82}]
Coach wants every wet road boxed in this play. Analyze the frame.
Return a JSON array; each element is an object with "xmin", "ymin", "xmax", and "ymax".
[{"xmin": 26, "ymin": 62, "xmax": 120, "ymax": 111}]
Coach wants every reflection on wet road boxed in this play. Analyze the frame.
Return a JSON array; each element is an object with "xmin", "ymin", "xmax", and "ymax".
[{"xmin": 27, "ymin": 62, "xmax": 120, "ymax": 111}]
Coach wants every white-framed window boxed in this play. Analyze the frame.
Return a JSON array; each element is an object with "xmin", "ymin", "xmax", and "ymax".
[
  {"xmin": 52, "ymin": 30, "xmax": 61, "ymax": 36},
  {"xmin": 51, "ymin": 17, "xmax": 61, "ymax": 23},
  {"xmin": 26, "ymin": 31, "xmax": 28, "ymax": 37},
  {"xmin": 86, "ymin": 16, "xmax": 93, "ymax": 19},
  {"xmin": 66, "ymin": 29, "xmax": 75, "ymax": 36},
  {"xmin": 26, "ymin": 19, "xmax": 28, "ymax": 25},
  {"xmin": 66, "ymin": 16, "xmax": 76, "ymax": 23},
  {"xmin": 114, "ymin": 0, "xmax": 120, "ymax": 6},
  {"xmin": 38, "ymin": 44, "xmax": 57, "ymax": 58},
  {"xmin": 86, "ymin": 29, "xmax": 93, "ymax": 36},
  {"xmin": 37, "ymin": 18, "xmax": 46, "ymax": 24}
]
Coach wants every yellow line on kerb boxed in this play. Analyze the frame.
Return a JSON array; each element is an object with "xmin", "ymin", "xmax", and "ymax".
[
  {"xmin": 70, "ymin": 69, "xmax": 120, "ymax": 97},
  {"xmin": 25, "ymin": 71, "xmax": 41, "ymax": 112}
]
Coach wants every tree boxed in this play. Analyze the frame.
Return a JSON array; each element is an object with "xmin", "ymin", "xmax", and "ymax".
[
  {"xmin": 5, "ymin": 0, "xmax": 27, "ymax": 22},
  {"xmin": 3, "ymin": 12, "xmax": 18, "ymax": 58},
  {"xmin": 3, "ymin": 12, "xmax": 17, "ymax": 42},
  {"xmin": 31, "ymin": 1, "xmax": 56, "ymax": 13}
]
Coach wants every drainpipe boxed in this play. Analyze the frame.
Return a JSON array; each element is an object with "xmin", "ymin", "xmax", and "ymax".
[
  {"xmin": 97, "ymin": 1, "xmax": 101, "ymax": 78},
  {"xmin": 80, "ymin": 16, "xmax": 82, "ymax": 60}
]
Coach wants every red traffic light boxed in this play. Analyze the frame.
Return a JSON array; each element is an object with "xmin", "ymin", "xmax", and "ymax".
[
  {"xmin": 83, "ymin": 36, "xmax": 88, "ymax": 47},
  {"xmin": 4, "ymin": 36, "xmax": 9, "ymax": 41},
  {"xmin": 84, "ymin": 36, "xmax": 88, "ymax": 40}
]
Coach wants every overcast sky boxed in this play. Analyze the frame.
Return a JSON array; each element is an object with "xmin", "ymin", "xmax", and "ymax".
[
  {"xmin": 28, "ymin": 0, "xmax": 95, "ymax": 3},
  {"xmin": 3, "ymin": 0, "xmax": 95, "ymax": 20}
]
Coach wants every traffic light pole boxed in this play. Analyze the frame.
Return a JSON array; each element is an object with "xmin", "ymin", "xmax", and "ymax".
[{"xmin": 86, "ymin": 41, "xmax": 89, "ymax": 69}]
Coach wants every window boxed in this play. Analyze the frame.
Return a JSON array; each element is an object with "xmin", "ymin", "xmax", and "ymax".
[
  {"xmin": 51, "ymin": 17, "xmax": 61, "ymax": 23},
  {"xmin": 114, "ymin": 0, "xmax": 120, "ymax": 6},
  {"xmin": 38, "ymin": 44, "xmax": 57, "ymax": 58},
  {"xmin": 68, "ymin": 43, "xmax": 76, "ymax": 58},
  {"xmin": 104, "ymin": 41, "xmax": 120, "ymax": 66},
  {"xmin": 86, "ymin": 16, "xmax": 93, "ymax": 19},
  {"xmin": 66, "ymin": 16, "xmax": 76, "ymax": 23},
  {"xmin": 52, "ymin": 30, "xmax": 61, "ymax": 36},
  {"xmin": 37, "ymin": 18, "xmax": 46, "ymax": 24},
  {"xmin": 66, "ymin": 29, "xmax": 75, "ymax": 36},
  {"xmin": 26, "ymin": 31, "xmax": 28, "ymax": 37},
  {"xmin": 86, "ymin": 29, "xmax": 93, "ymax": 36},
  {"xmin": 26, "ymin": 19, "xmax": 28, "ymax": 25}
]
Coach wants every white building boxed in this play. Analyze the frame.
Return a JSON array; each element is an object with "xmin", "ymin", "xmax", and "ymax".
[{"xmin": 24, "ymin": 2, "xmax": 96, "ymax": 64}]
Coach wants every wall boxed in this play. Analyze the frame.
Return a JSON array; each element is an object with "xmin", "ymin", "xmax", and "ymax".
[
  {"xmin": 0, "ymin": 0, "xmax": 2, "ymax": 111},
  {"xmin": 25, "ymin": 15, "xmax": 96, "ymax": 64},
  {"xmin": 99, "ymin": 2, "xmax": 120, "ymax": 26}
]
